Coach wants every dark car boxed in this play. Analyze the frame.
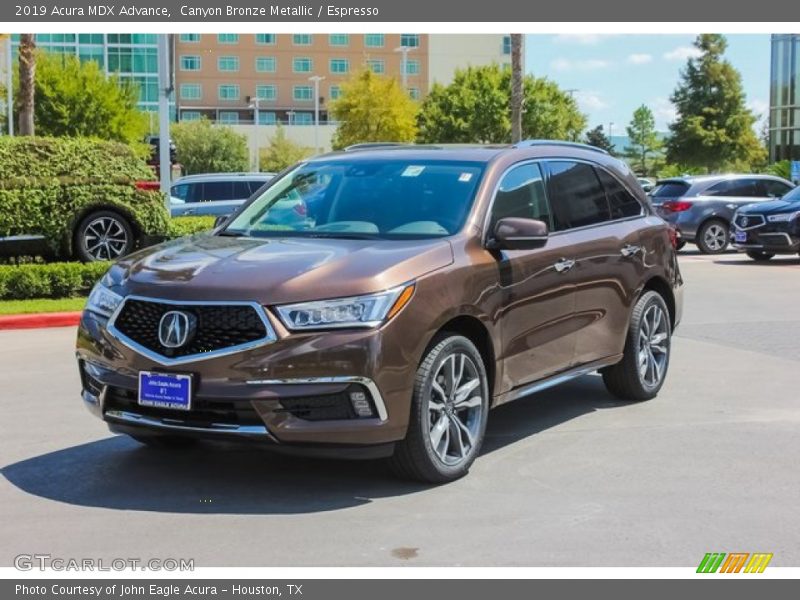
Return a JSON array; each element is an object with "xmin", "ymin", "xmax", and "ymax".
[
  {"xmin": 650, "ymin": 174, "xmax": 794, "ymax": 254},
  {"xmin": 731, "ymin": 185, "xmax": 800, "ymax": 260},
  {"xmin": 76, "ymin": 141, "xmax": 683, "ymax": 483},
  {"xmin": 145, "ymin": 136, "xmax": 177, "ymax": 167}
]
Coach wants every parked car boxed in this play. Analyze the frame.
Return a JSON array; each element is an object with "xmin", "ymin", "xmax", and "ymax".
[
  {"xmin": 77, "ymin": 140, "xmax": 683, "ymax": 483},
  {"xmin": 731, "ymin": 184, "xmax": 800, "ymax": 260},
  {"xmin": 144, "ymin": 136, "xmax": 177, "ymax": 167},
  {"xmin": 170, "ymin": 173, "xmax": 276, "ymax": 218},
  {"xmin": 638, "ymin": 177, "xmax": 655, "ymax": 193},
  {"xmin": 649, "ymin": 174, "xmax": 794, "ymax": 254}
]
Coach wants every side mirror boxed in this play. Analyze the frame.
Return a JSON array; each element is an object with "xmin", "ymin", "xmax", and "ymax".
[
  {"xmin": 489, "ymin": 217, "xmax": 549, "ymax": 250},
  {"xmin": 213, "ymin": 215, "xmax": 231, "ymax": 229}
]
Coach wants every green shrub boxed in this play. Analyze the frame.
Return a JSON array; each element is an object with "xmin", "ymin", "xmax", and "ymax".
[
  {"xmin": 0, "ymin": 261, "xmax": 109, "ymax": 300},
  {"xmin": 0, "ymin": 137, "xmax": 169, "ymax": 257},
  {"xmin": 168, "ymin": 216, "xmax": 217, "ymax": 238}
]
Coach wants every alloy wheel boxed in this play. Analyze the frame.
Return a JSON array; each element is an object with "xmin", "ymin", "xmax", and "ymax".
[
  {"xmin": 637, "ymin": 304, "xmax": 669, "ymax": 387},
  {"xmin": 703, "ymin": 223, "xmax": 728, "ymax": 252},
  {"xmin": 83, "ymin": 216, "xmax": 130, "ymax": 260}
]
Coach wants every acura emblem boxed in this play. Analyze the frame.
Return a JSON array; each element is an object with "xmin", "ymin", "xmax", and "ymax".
[{"xmin": 158, "ymin": 310, "xmax": 195, "ymax": 348}]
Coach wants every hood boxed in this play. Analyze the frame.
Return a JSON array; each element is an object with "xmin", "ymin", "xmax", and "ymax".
[
  {"xmin": 111, "ymin": 234, "xmax": 454, "ymax": 305},
  {"xmin": 739, "ymin": 197, "xmax": 800, "ymax": 215}
]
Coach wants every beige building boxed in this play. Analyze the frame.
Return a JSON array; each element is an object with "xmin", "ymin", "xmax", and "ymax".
[{"xmin": 174, "ymin": 33, "xmax": 512, "ymax": 125}]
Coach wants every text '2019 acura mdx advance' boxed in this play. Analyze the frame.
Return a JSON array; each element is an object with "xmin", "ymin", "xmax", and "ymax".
[{"xmin": 77, "ymin": 141, "xmax": 683, "ymax": 483}]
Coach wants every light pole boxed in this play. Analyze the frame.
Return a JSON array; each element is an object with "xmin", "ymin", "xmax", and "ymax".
[
  {"xmin": 608, "ymin": 122, "xmax": 614, "ymax": 139},
  {"xmin": 309, "ymin": 75, "xmax": 325, "ymax": 153},
  {"xmin": 157, "ymin": 34, "xmax": 172, "ymax": 207},
  {"xmin": 247, "ymin": 95, "xmax": 261, "ymax": 172},
  {"xmin": 394, "ymin": 46, "xmax": 415, "ymax": 91},
  {"xmin": 4, "ymin": 36, "xmax": 12, "ymax": 136}
]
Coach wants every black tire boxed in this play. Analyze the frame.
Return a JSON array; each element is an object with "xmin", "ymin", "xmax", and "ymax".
[
  {"xmin": 74, "ymin": 210, "xmax": 134, "ymax": 262},
  {"xmin": 746, "ymin": 250, "xmax": 775, "ymax": 261},
  {"xmin": 128, "ymin": 433, "xmax": 198, "ymax": 449},
  {"xmin": 675, "ymin": 241, "xmax": 686, "ymax": 251},
  {"xmin": 602, "ymin": 291, "xmax": 672, "ymax": 402},
  {"xmin": 696, "ymin": 219, "xmax": 729, "ymax": 254},
  {"xmin": 389, "ymin": 334, "xmax": 490, "ymax": 484}
]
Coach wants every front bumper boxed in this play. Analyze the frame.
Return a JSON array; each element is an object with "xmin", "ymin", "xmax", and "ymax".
[{"xmin": 730, "ymin": 218, "xmax": 800, "ymax": 254}]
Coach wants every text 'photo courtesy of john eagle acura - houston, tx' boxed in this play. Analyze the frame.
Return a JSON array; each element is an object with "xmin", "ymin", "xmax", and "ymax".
[{"xmin": 76, "ymin": 141, "xmax": 683, "ymax": 483}]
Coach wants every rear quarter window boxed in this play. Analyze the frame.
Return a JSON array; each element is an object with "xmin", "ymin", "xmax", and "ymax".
[
  {"xmin": 651, "ymin": 181, "xmax": 690, "ymax": 198},
  {"xmin": 598, "ymin": 169, "xmax": 643, "ymax": 219}
]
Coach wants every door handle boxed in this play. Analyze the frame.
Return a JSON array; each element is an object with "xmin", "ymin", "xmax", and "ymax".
[
  {"xmin": 554, "ymin": 258, "xmax": 575, "ymax": 273},
  {"xmin": 620, "ymin": 244, "xmax": 642, "ymax": 257}
]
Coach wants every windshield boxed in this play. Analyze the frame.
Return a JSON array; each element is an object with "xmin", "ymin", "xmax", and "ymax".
[
  {"xmin": 782, "ymin": 185, "xmax": 800, "ymax": 203},
  {"xmin": 223, "ymin": 159, "xmax": 485, "ymax": 239}
]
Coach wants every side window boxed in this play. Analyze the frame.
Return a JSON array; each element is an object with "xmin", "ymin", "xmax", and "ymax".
[
  {"xmin": 202, "ymin": 181, "xmax": 235, "ymax": 202},
  {"xmin": 545, "ymin": 161, "xmax": 611, "ymax": 231},
  {"xmin": 171, "ymin": 184, "xmax": 189, "ymax": 202},
  {"xmin": 232, "ymin": 181, "xmax": 253, "ymax": 199},
  {"xmin": 490, "ymin": 163, "xmax": 551, "ymax": 232},
  {"xmin": 185, "ymin": 183, "xmax": 201, "ymax": 203},
  {"xmin": 707, "ymin": 179, "xmax": 759, "ymax": 197},
  {"xmin": 597, "ymin": 169, "xmax": 644, "ymax": 219},
  {"xmin": 759, "ymin": 179, "xmax": 792, "ymax": 198}
]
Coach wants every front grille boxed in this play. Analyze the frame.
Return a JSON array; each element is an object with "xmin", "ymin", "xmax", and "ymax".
[
  {"xmin": 104, "ymin": 386, "xmax": 264, "ymax": 427},
  {"xmin": 112, "ymin": 298, "xmax": 268, "ymax": 359}
]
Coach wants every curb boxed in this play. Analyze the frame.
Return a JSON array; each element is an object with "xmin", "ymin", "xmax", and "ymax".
[{"xmin": 0, "ymin": 311, "xmax": 82, "ymax": 331}]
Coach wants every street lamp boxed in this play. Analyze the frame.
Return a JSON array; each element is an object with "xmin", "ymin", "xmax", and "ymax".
[
  {"xmin": 4, "ymin": 35, "xmax": 12, "ymax": 136},
  {"xmin": 394, "ymin": 46, "xmax": 416, "ymax": 91},
  {"xmin": 247, "ymin": 95, "xmax": 261, "ymax": 172},
  {"xmin": 308, "ymin": 75, "xmax": 325, "ymax": 154}
]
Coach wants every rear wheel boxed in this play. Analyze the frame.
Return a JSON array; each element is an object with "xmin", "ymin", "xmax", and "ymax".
[
  {"xmin": 389, "ymin": 334, "xmax": 489, "ymax": 483},
  {"xmin": 74, "ymin": 210, "xmax": 134, "ymax": 262},
  {"xmin": 602, "ymin": 291, "xmax": 672, "ymax": 402},
  {"xmin": 696, "ymin": 219, "xmax": 729, "ymax": 254},
  {"xmin": 746, "ymin": 250, "xmax": 775, "ymax": 261}
]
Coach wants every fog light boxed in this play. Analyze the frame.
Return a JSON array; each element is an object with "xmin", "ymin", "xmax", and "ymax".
[{"xmin": 349, "ymin": 390, "xmax": 374, "ymax": 418}]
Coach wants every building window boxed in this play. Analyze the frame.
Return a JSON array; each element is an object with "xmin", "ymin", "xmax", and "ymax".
[
  {"xmin": 329, "ymin": 85, "xmax": 342, "ymax": 100},
  {"xmin": 180, "ymin": 34, "xmax": 200, "ymax": 43},
  {"xmin": 217, "ymin": 34, "xmax": 239, "ymax": 44},
  {"xmin": 258, "ymin": 111, "xmax": 277, "ymax": 125},
  {"xmin": 255, "ymin": 84, "xmax": 277, "ymax": 101},
  {"xmin": 330, "ymin": 58, "xmax": 349, "ymax": 74},
  {"xmin": 107, "ymin": 34, "xmax": 156, "ymax": 44},
  {"xmin": 108, "ymin": 47, "xmax": 157, "ymax": 74},
  {"xmin": 366, "ymin": 59, "xmax": 385, "ymax": 74},
  {"xmin": 404, "ymin": 59, "xmax": 420, "ymax": 75},
  {"xmin": 180, "ymin": 55, "xmax": 201, "ymax": 71},
  {"xmin": 255, "ymin": 56, "xmax": 276, "ymax": 73},
  {"xmin": 400, "ymin": 34, "xmax": 420, "ymax": 48},
  {"xmin": 293, "ymin": 34, "xmax": 312, "ymax": 46},
  {"xmin": 293, "ymin": 57, "xmax": 313, "ymax": 73},
  {"xmin": 181, "ymin": 111, "xmax": 202, "ymax": 121},
  {"xmin": 180, "ymin": 83, "xmax": 202, "ymax": 100},
  {"xmin": 409, "ymin": 87, "xmax": 420, "ymax": 100},
  {"xmin": 329, "ymin": 34, "xmax": 349, "ymax": 47},
  {"xmin": 218, "ymin": 56, "xmax": 240, "ymax": 72},
  {"xmin": 219, "ymin": 111, "xmax": 240, "ymax": 124},
  {"xmin": 293, "ymin": 85, "xmax": 313, "ymax": 101},
  {"xmin": 218, "ymin": 84, "xmax": 240, "ymax": 101},
  {"xmin": 293, "ymin": 113, "xmax": 313, "ymax": 125},
  {"xmin": 503, "ymin": 35, "xmax": 512, "ymax": 55},
  {"xmin": 78, "ymin": 34, "xmax": 104, "ymax": 44},
  {"xmin": 364, "ymin": 34, "xmax": 384, "ymax": 48},
  {"xmin": 255, "ymin": 34, "xmax": 276, "ymax": 45}
]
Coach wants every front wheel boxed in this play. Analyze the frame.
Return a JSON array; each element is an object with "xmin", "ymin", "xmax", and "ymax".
[
  {"xmin": 696, "ymin": 219, "xmax": 729, "ymax": 254},
  {"xmin": 602, "ymin": 291, "xmax": 672, "ymax": 401},
  {"xmin": 746, "ymin": 250, "xmax": 775, "ymax": 261},
  {"xmin": 390, "ymin": 334, "xmax": 489, "ymax": 483}
]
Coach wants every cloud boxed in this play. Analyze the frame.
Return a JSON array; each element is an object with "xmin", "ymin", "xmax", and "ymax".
[
  {"xmin": 663, "ymin": 46, "xmax": 703, "ymax": 61},
  {"xmin": 748, "ymin": 98, "xmax": 769, "ymax": 117},
  {"xmin": 651, "ymin": 97, "xmax": 677, "ymax": 126},
  {"xmin": 575, "ymin": 91, "xmax": 608, "ymax": 111},
  {"xmin": 627, "ymin": 53, "xmax": 653, "ymax": 65},
  {"xmin": 550, "ymin": 58, "xmax": 611, "ymax": 71},
  {"xmin": 553, "ymin": 34, "xmax": 609, "ymax": 45}
]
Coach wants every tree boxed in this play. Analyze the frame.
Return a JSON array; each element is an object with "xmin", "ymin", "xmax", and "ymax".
[
  {"xmin": 17, "ymin": 34, "xmax": 35, "ymax": 135},
  {"xmin": 329, "ymin": 68, "xmax": 418, "ymax": 149},
  {"xmin": 623, "ymin": 105, "xmax": 663, "ymax": 176},
  {"xmin": 585, "ymin": 125, "xmax": 615, "ymax": 154},
  {"xmin": 172, "ymin": 118, "xmax": 249, "ymax": 174},
  {"xmin": 510, "ymin": 34, "xmax": 524, "ymax": 143},
  {"xmin": 666, "ymin": 34, "xmax": 766, "ymax": 171},
  {"xmin": 29, "ymin": 51, "xmax": 147, "ymax": 143},
  {"xmin": 417, "ymin": 63, "xmax": 586, "ymax": 143},
  {"xmin": 259, "ymin": 125, "xmax": 313, "ymax": 172}
]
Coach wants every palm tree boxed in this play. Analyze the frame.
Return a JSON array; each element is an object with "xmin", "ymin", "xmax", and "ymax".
[
  {"xmin": 18, "ymin": 33, "xmax": 35, "ymax": 135},
  {"xmin": 510, "ymin": 34, "xmax": 523, "ymax": 143}
]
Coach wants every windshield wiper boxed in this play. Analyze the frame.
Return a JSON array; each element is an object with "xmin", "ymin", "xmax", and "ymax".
[{"xmin": 306, "ymin": 232, "xmax": 379, "ymax": 240}]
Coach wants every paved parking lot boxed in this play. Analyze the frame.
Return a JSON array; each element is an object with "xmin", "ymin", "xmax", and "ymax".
[{"xmin": 1, "ymin": 251, "xmax": 799, "ymax": 567}]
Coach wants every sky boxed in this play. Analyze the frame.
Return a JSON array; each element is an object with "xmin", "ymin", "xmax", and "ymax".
[{"xmin": 524, "ymin": 34, "xmax": 770, "ymax": 136}]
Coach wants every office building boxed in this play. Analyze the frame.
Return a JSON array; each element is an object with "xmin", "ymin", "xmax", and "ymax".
[{"xmin": 769, "ymin": 34, "xmax": 800, "ymax": 162}]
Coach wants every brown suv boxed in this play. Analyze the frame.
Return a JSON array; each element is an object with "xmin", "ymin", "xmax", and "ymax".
[{"xmin": 76, "ymin": 141, "xmax": 683, "ymax": 483}]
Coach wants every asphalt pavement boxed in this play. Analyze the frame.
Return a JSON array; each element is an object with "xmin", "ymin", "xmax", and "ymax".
[{"xmin": 1, "ymin": 250, "xmax": 799, "ymax": 567}]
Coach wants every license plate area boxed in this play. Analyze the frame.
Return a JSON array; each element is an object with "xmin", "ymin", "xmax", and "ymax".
[
  {"xmin": 138, "ymin": 371, "xmax": 192, "ymax": 411},
  {"xmin": 735, "ymin": 230, "xmax": 747, "ymax": 243}
]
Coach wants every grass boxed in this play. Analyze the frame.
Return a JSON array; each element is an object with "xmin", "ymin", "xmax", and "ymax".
[{"xmin": 0, "ymin": 297, "xmax": 87, "ymax": 315}]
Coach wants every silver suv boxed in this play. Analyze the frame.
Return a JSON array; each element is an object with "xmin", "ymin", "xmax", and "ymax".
[
  {"xmin": 650, "ymin": 174, "xmax": 794, "ymax": 254},
  {"xmin": 170, "ymin": 173, "xmax": 275, "ymax": 218}
]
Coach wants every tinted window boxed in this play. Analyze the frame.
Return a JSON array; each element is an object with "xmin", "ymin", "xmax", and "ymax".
[
  {"xmin": 546, "ymin": 161, "xmax": 610, "ymax": 230},
  {"xmin": 597, "ymin": 169, "xmax": 643, "ymax": 219},
  {"xmin": 232, "ymin": 181, "xmax": 253, "ymax": 200},
  {"xmin": 202, "ymin": 181, "xmax": 235, "ymax": 202},
  {"xmin": 171, "ymin": 183, "xmax": 189, "ymax": 201},
  {"xmin": 706, "ymin": 179, "xmax": 760, "ymax": 197},
  {"xmin": 490, "ymin": 163, "xmax": 551, "ymax": 231},
  {"xmin": 651, "ymin": 181, "xmax": 690, "ymax": 198},
  {"xmin": 759, "ymin": 179, "xmax": 793, "ymax": 198}
]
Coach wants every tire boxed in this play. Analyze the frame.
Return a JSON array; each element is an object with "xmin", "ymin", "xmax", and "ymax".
[
  {"xmin": 696, "ymin": 219, "xmax": 729, "ymax": 254},
  {"xmin": 128, "ymin": 433, "xmax": 198, "ymax": 449},
  {"xmin": 746, "ymin": 250, "xmax": 775, "ymax": 261},
  {"xmin": 675, "ymin": 241, "xmax": 686, "ymax": 251},
  {"xmin": 602, "ymin": 291, "xmax": 672, "ymax": 402},
  {"xmin": 389, "ymin": 334, "xmax": 490, "ymax": 483},
  {"xmin": 74, "ymin": 210, "xmax": 134, "ymax": 262}
]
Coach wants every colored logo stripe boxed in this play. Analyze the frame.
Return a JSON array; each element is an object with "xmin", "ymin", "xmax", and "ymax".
[
  {"xmin": 697, "ymin": 552, "xmax": 773, "ymax": 573},
  {"xmin": 744, "ymin": 553, "xmax": 773, "ymax": 573}
]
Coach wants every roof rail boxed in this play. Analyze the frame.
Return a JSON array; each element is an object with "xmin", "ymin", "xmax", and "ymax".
[
  {"xmin": 343, "ymin": 142, "xmax": 413, "ymax": 151},
  {"xmin": 514, "ymin": 139, "xmax": 609, "ymax": 155}
]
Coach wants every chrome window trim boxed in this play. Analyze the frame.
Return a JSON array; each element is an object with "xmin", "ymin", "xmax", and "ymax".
[
  {"xmin": 106, "ymin": 295, "xmax": 277, "ymax": 366},
  {"xmin": 105, "ymin": 409, "xmax": 272, "ymax": 438},
  {"xmin": 733, "ymin": 214, "xmax": 766, "ymax": 230},
  {"xmin": 246, "ymin": 376, "xmax": 389, "ymax": 422}
]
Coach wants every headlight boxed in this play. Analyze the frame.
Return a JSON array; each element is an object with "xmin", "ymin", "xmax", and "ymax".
[
  {"xmin": 767, "ymin": 211, "xmax": 800, "ymax": 223},
  {"xmin": 276, "ymin": 283, "xmax": 415, "ymax": 330},
  {"xmin": 85, "ymin": 283, "xmax": 123, "ymax": 318}
]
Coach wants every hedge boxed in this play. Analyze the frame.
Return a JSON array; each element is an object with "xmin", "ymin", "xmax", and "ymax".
[
  {"xmin": 0, "ymin": 137, "xmax": 169, "ymax": 257},
  {"xmin": 167, "ymin": 215, "xmax": 217, "ymax": 238},
  {"xmin": 0, "ymin": 261, "xmax": 109, "ymax": 300}
]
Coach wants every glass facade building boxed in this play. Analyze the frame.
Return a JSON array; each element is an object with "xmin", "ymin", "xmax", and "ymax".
[{"xmin": 769, "ymin": 34, "xmax": 800, "ymax": 162}]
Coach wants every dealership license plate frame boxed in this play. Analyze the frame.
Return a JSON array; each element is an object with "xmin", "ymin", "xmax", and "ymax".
[
  {"xmin": 138, "ymin": 371, "xmax": 193, "ymax": 411},
  {"xmin": 735, "ymin": 230, "xmax": 747, "ymax": 243}
]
